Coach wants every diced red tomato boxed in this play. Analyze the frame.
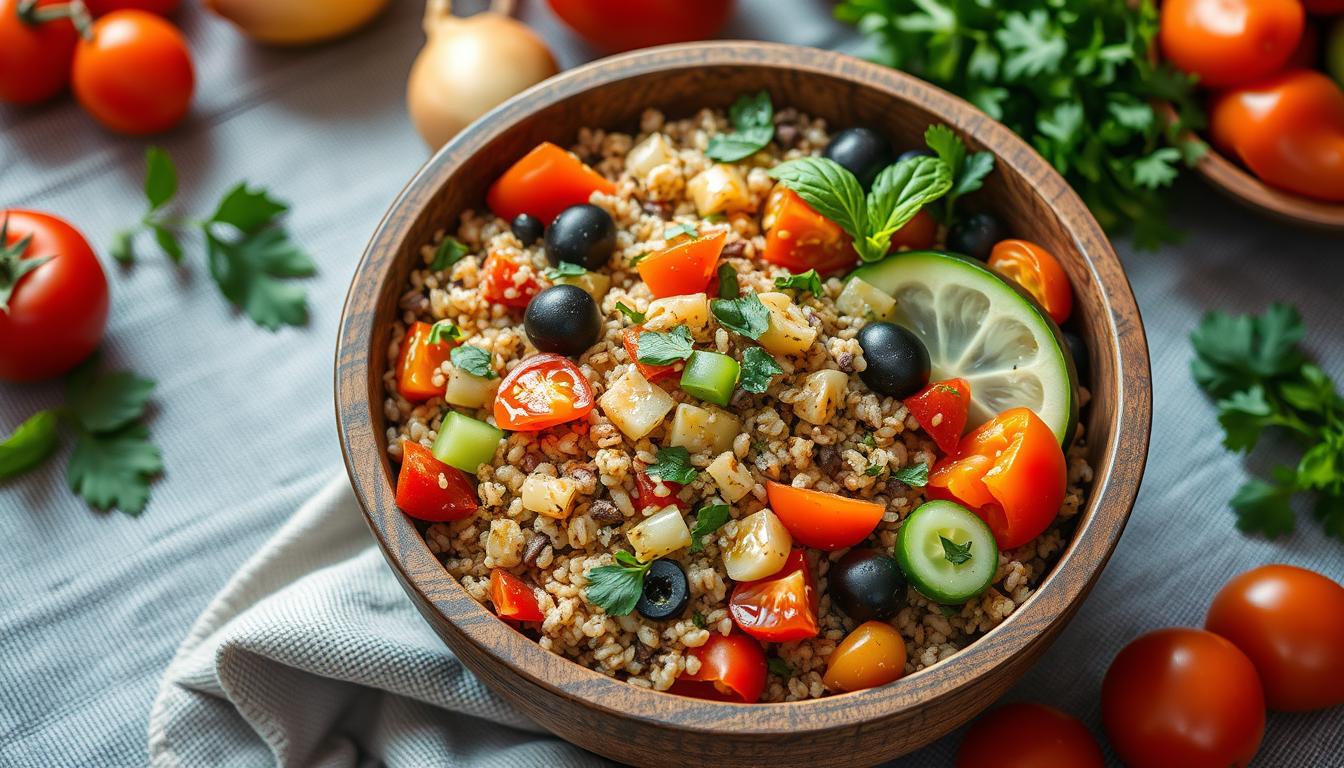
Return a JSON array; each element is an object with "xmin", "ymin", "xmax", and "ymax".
[
  {"xmin": 637, "ymin": 231, "xmax": 724, "ymax": 298},
  {"xmin": 669, "ymin": 631, "xmax": 768, "ymax": 703},
  {"xmin": 988, "ymin": 239, "xmax": 1073, "ymax": 324},
  {"xmin": 927, "ymin": 408, "xmax": 1066, "ymax": 550},
  {"xmin": 622, "ymin": 326, "xmax": 680, "ymax": 382},
  {"xmin": 904, "ymin": 378, "xmax": 972, "ymax": 455},
  {"xmin": 762, "ymin": 186, "xmax": 857, "ymax": 276},
  {"xmin": 887, "ymin": 208, "xmax": 937, "ymax": 251},
  {"xmin": 489, "ymin": 568, "xmax": 545, "ymax": 622},
  {"xmin": 729, "ymin": 549, "xmax": 820, "ymax": 643},
  {"xmin": 480, "ymin": 252, "xmax": 542, "ymax": 309},
  {"xmin": 486, "ymin": 142, "xmax": 617, "ymax": 224},
  {"xmin": 395, "ymin": 440, "xmax": 479, "ymax": 522},
  {"xmin": 635, "ymin": 470, "xmax": 687, "ymax": 512},
  {"xmin": 764, "ymin": 481, "xmax": 884, "ymax": 551},
  {"xmin": 397, "ymin": 321, "xmax": 455, "ymax": 402},
  {"xmin": 493, "ymin": 353, "xmax": 595, "ymax": 431}
]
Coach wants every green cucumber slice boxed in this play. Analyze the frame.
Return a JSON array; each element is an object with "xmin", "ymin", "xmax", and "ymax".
[
  {"xmin": 432, "ymin": 411, "xmax": 503, "ymax": 473},
  {"xmin": 847, "ymin": 250, "xmax": 1077, "ymax": 444},
  {"xmin": 896, "ymin": 500, "xmax": 998, "ymax": 604}
]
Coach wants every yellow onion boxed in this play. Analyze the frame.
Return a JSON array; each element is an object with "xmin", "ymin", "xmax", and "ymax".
[
  {"xmin": 203, "ymin": 0, "xmax": 390, "ymax": 46},
  {"xmin": 407, "ymin": 0, "xmax": 558, "ymax": 151}
]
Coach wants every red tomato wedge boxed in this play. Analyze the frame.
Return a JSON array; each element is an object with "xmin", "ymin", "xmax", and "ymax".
[
  {"xmin": 489, "ymin": 568, "xmax": 545, "ymax": 622},
  {"xmin": 397, "ymin": 321, "xmax": 455, "ymax": 402},
  {"xmin": 480, "ymin": 252, "xmax": 542, "ymax": 309},
  {"xmin": 927, "ymin": 408, "xmax": 1066, "ymax": 550},
  {"xmin": 762, "ymin": 186, "xmax": 856, "ymax": 276},
  {"xmin": 765, "ymin": 481, "xmax": 885, "ymax": 551},
  {"xmin": 494, "ymin": 353, "xmax": 595, "ymax": 431},
  {"xmin": 887, "ymin": 208, "xmax": 937, "ymax": 252},
  {"xmin": 904, "ymin": 378, "xmax": 971, "ymax": 455},
  {"xmin": 988, "ymin": 239, "xmax": 1073, "ymax": 324},
  {"xmin": 637, "ymin": 231, "xmax": 724, "ymax": 298},
  {"xmin": 395, "ymin": 440, "xmax": 479, "ymax": 522},
  {"xmin": 670, "ymin": 631, "xmax": 768, "ymax": 703},
  {"xmin": 486, "ymin": 142, "xmax": 616, "ymax": 224},
  {"xmin": 635, "ymin": 470, "xmax": 687, "ymax": 512},
  {"xmin": 622, "ymin": 326, "xmax": 680, "ymax": 382},
  {"xmin": 729, "ymin": 549, "xmax": 820, "ymax": 643}
]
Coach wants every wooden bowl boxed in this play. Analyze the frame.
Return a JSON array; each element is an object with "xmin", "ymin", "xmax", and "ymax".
[
  {"xmin": 335, "ymin": 42, "xmax": 1151, "ymax": 767},
  {"xmin": 1193, "ymin": 145, "xmax": 1344, "ymax": 230}
]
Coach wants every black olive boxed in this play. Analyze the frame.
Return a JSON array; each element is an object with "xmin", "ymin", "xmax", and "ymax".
[
  {"xmin": 857, "ymin": 321, "xmax": 930, "ymax": 398},
  {"xmin": 823, "ymin": 127, "xmax": 894, "ymax": 189},
  {"xmin": 544, "ymin": 204, "xmax": 616, "ymax": 270},
  {"xmin": 1062, "ymin": 330, "xmax": 1089, "ymax": 387},
  {"xmin": 511, "ymin": 213, "xmax": 543, "ymax": 247},
  {"xmin": 637, "ymin": 559, "xmax": 689, "ymax": 620},
  {"xmin": 896, "ymin": 148, "xmax": 935, "ymax": 163},
  {"xmin": 947, "ymin": 212, "xmax": 1006, "ymax": 262},
  {"xmin": 830, "ymin": 548, "xmax": 907, "ymax": 622},
  {"xmin": 524, "ymin": 284, "xmax": 602, "ymax": 357}
]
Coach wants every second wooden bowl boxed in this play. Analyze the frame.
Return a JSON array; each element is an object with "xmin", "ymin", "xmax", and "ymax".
[
  {"xmin": 335, "ymin": 42, "xmax": 1152, "ymax": 767},
  {"xmin": 1194, "ymin": 145, "xmax": 1344, "ymax": 230}
]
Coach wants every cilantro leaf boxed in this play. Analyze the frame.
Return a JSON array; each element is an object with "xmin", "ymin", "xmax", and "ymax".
[
  {"xmin": 143, "ymin": 147, "xmax": 177, "ymax": 211},
  {"xmin": 940, "ymin": 536, "xmax": 973, "ymax": 565},
  {"xmin": 67, "ymin": 422, "xmax": 163, "ymax": 516},
  {"xmin": 717, "ymin": 262, "xmax": 739, "ymax": 299},
  {"xmin": 774, "ymin": 269, "xmax": 823, "ymax": 297},
  {"xmin": 646, "ymin": 446, "xmax": 698, "ymax": 485},
  {"xmin": 692, "ymin": 611, "xmax": 708, "ymax": 629},
  {"xmin": 1191, "ymin": 304, "xmax": 1305, "ymax": 397},
  {"xmin": 209, "ymin": 184, "xmax": 289, "ymax": 235},
  {"xmin": 739, "ymin": 347, "xmax": 784, "ymax": 394},
  {"xmin": 1133, "ymin": 147, "xmax": 1182, "ymax": 190},
  {"xmin": 711, "ymin": 293, "xmax": 771, "ymax": 340},
  {"xmin": 66, "ymin": 365, "xmax": 155, "ymax": 434},
  {"xmin": 431, "ymin": 237, "xmax": 469, "ymax": 271},
  {"xmin": 707, "ymin": 91, "xmax": 775, "ymax": 162},
  {"xmin": 892, "ymin": 463, "xmax": 929, "ymax": 487},
  {"xmin": 585, "ymin": 551, "xmax": 651, "ymax": 616},
  {"xmin": 544, "ymin": 262, "xmax": 586, "ymax": 280},
  {"xmin": 865, "ymin": 463, "xmax": 884, "ymax": 477},
  {"xmin": 428, "ymin": 320, "xmax": 463, "ymax": 345},
  {"xmin": 450, "ymin": 345, "xmax": 496, "ymax": 379},
  {"xmin": 767, "ymin": 657, "xmax": 793, "ymax": 677},
  {"xmin": 637, "ymin": 326, "xmax": 694, "ymax": 365},
  {"xmin": 0, "ymin": 411, "xmax": 60, "ymax": 481},
  {"xmin": 204, "ymin": 228, "xmax": 315, "ymax": 330},
  {"xmin": 689, "ymin": 503, "xmax": 731, "ymax": 553},
  {"xmin": 1217, "ymin": 387, "xmax": 1275, "ymax": 453},
  {"xmin": 1230, "ymin": 476, "xmax": 1296, "ymax": 539},
  {"xmin": 925, "ymin": 125, "xmax": 995, "ymax": 223},
  {"xmin": 664, "ymin": 222, "xmax": 699, "ymax": 240},
  {"xmin": 615, "ymin": 302, "xmax": 646, "ymax": 324}
]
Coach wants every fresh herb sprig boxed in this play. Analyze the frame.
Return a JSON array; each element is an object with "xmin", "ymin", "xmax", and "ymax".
[
  {"xmin": 707, "ymin": 91, "xmax": 775, "ymax": 162},
  {"xmin": 892, "ymin": 462, "xmax": 929, "ymax": 487},
  {"xmin": 1191, "ymin": 304, "xmax": 1344, "ymax": 541},
  {"xmin": 114, "ymin": 148, "xmax": 316, "ymax": 330},
  {"xmin": 739, "ymin": 347, "xmax": 784, "ymax": 394},
  {"xmin": 451, "ymin": 345, "xmax": 497, "ymax": 379},
  {"xmin": 774, "ymin": 269, "xmax": 824, "ymax": 297},
  {"xmin": 646, "ymin": 446, "xmax": 698, "ymax": 485},
  {"xmin": 637, "ymin": 326, "xmax": 694, "ymax": 365},
  {"xmin": 940, "ymin": 536, "xmax": 973, "ymax": 565},
  {"xmin": 689, "ymin": 503, "xmax": 731, "ymax": 553},
  {"xmin": 711, "ymin": 293, "xmax": 770, "ymax": 339},
  {"xmin": 585, "ymin": 551, "xmax": 651, "ymax": 616}
]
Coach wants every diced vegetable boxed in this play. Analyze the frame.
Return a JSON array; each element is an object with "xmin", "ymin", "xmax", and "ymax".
[
  {"xmin": 494, "ymin": 353, "xmax": 596, "ymax": 431},
  {"xmin": 765, "ymin": 481, "xmax": 884, "ymax": 551},
  {"xmin": 668, "ymin": 403, "xmax": 741, "ymax": 455},
  {"xmin": 638, "ymin": 232, "xmax": 724, "ymax": 299},
  {"xmin": 431, "ymin": 411, "xmax": 504, "ymax": 473},
  {"xmin": 644, "ymin": 293, "xmax": 710, "ymax": 336},
  {"xmin": 680, "ymin": 350, "xmax": 740, "ymax": 407},
  {"xmin": 598, "ymin": 367, "xmax": 676, "ymax": 440},
  {"xmin": 761, "ymin": 186, "xmax": 857, "ymax": 276},
  {"xmin": 626, "ymin": 132, "xmax": 675, "ymax": 178},
  {"xmin": 555, "ymin": 269, "xmax": 611, "ymax": 302},
  {"xmin": 687, "ymin": 164, "xmax": 752, "ymax": 216},
  {"xmin": 480, "ymin": 252, "xmax": 542, "ymax": 309},
  {"xmin": 670, "ymin": 631, "xmax": 767, "ymax": 703},
  {"xmin": 521, "ymin": 473, "xmax": 579, "ymax": 520},
  {"xmin": 489, "ymin": 568, "xmax": 545, "ymax": 622},
  {"xmin": 755, "ymin": 292, "xmax": 817, "ymax": 356},
  {"xmin": 729, "ymin": 549, "xmax": 820, "ymax": 642},
  {"xmin": 621, "ymin": 327, "xmax": 680, "ymax": 382},
  {"xmin": 895, "ymin": 499, "xmax": 998, "ymax": 603},
  {"xmin": 486, "ymin": 142, "xmax": 616, "ymax": 224},
  {"xmin": 904, "ymin": 378, "xmax": 971, "ymax": 455},
  {"xmin": 822, "ymin": 621, "xmax": 907, "ymax": 692},
  {"xmin": 707, "ymin": 451, "xmax": 755, "ymax": 503},
  {"xmin": 835, "ymin": 277, "xmax": 896, "ymax": 321},
  {"xmin": 397, "ymin": 321, "xmax": 455, "ymax": 402},
  {"xmin": 723, "ymin": 508, "xmax": 791, "ymax": 582},
  {"xmin": 792, "ymin": 369, "xmax": 849, "ymax": 425},
  {"xmin": 636, "ymin": 470, "xmax": 687, "ymax": 512},
  {"xmin": 627, "ymin": 505, "xmax": 693, "ymax": 561},
  {"xmin": 444, "ymin": 363, "xmax": 500, "ymax": 409},
  {"xmin": 395, "ymin": 440, "xmax": 479, "ymax": 522}
]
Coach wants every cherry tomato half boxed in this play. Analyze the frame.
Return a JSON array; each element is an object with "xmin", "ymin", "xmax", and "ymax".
[
  {"xmin": 904, "ymin": 378, "xmax": 971, "ymax": 455},
  {"xmin": 634, "ymin": 470, "xmax": 687, "ymax": 512},
  {"xmin": 621, "ymin": 326, "xmax": 680, "ymax": 382},
  {"xmin": 956, "ymin": 703, "xmax": 1104, "ymax": 768},
  {"xmin": 0, "ymin": 0, "xmax": 78, "ymax": 104},
  {"xmin": 480, "ymin": 252, "xmax": 543, "ymax": 309},
  {"xmin": 395, "ymin": 441, "xmax": 479, "ymax": 523},
  {"xmin": 637, "ymin": 231, "xmax": 723, "ymax": 298},
  {"xmin": 489, "ymin": 568, "xmax": 545, "ymax": 622},
  {"xmin": 545, "ymin": 0, "xmax": 735, "ymax": 53},
  {"xmin": 822, "ymin": 620, "xmax": 907, "ymax": 693},
  {"xmin": 0, "ymin": 210, "xmax": 109, "ymax": 382},
  {"xmin": 670, "ymin": 631, "xmax": 767, "ymax": 703},
  {"xmin": 397, "ymin": 321, "xmax": 456, "ymax": 402},
  {"xmin": 988, "ymin": 239, "xmax": 1072, "ymax": 324},
  {"xmin": 494, "ymin": 353, "xmax": 595, "ymax": 431},
  {"xmin": 72, "ymin": 10, "xmax": 194, "ymax": 135},
  {"xmin": 927, "ymin": 408, "xmax": 1066, "ymax": 550},
  {"xmin": 1159, "ymin": 0, "xmax": 1304, "ymax": 88},
  {"xmin": 1205, "ymin": 564, "xmax": 1344, "ymax": 712},
  {"xmin": 764, "ymin": 481, "xmax": 885, "ymax": 551},
  {"xmin": 1102, "ymin": 628, "xmax": 1265, "ymax": 768},
  {"xmin": 886, "ymin": 208, "xmax": 937, "ymax": 252},
  {"xmin": 729, "ymin": 550, "xmax": 819, "ymax": 643},
  {"xmin": 486, "ymin": 142, "xmax": 616, "ymax": 224},
  {"xmin": 762, "ymin": 187, "xmax": 857, "ymax": 276}
]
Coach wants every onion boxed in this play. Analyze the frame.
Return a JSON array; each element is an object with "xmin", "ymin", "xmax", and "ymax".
[
  {"xmin": 407, "ymin": 0, "xmax": 558, "ymax": 151},
  {"xmin": 203, "ymin": 0, "xmax": 390, "ymax": 46}
]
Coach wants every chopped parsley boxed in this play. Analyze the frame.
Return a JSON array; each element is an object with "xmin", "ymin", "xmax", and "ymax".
[
  {"xmin": 739, "ymin": 347, "xmax": 784, "ymax": 394},
  {"xmin": 427, "ymin": 320, "xmax": 463, "ymax": 345},
  {"xmin": 431, "ymin": 236, "xmax": 469, "ymax": 271},
  {"xmin": 646, "ymin": 446, "xmax": 698, "ymax": 485},
  {"xmin": 692, "ymin": 611, "xmax": 708, "ymax": 629},
  {"xmin": 710, "ymin": 293, "xmax": 770, "ymax": 339},
  {"xmin": 717, "ymin": 262, "xmax": 739, "ymax": 299},
  {"xmin": 585, "ymin": 551, "xmax": 651, "ymax": 616},
  {"xmin": 450, "ymin": 345, "xmax": 496, "ymax": 379},
  {"xmin": 940, "ymin": 536, "xmax": 973, "ymax": 565},
  {"xmin": 774, "ymin": 269, "xmax": 824, "ymax": 297},
  {"xmin": 614, "ymin": 302, "xmax": 646, "ymax": 324},
  {"xmin": 664, "ymin": 222, "xmax": 699, "ymax": 240},
  {"xmin": 689, "ymin": 503, "xmax": 731, "ymax": 553},
  {"xmin": 636, "ymin": 326, "xmax": 694, "ymax": 365},
  {"xmin": 864, "ymin": 463, "xmax": 885, "ymax": 477},
  {"xmin": 767, "ymin": 657, "xmax": 793, "ymax": 677},
  {"xmin": 543, "ymin": 262, "xmax": 586, "ymax": 280},
  {"xmin": 891, "ymin": 462, "xmax": 929, "ymax": 487},
  {"xmin": 706, "ymin": 91, "xmax": 775, "ymax": 162}
]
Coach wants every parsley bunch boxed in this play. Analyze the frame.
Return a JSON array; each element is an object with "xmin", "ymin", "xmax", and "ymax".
[
  {"xmin": 835, "ymin": 0, "xmax": 1206, "ymax": 247},
  {"xmin": 1192, "ymin": 304, "xmax": 1344, "ymax": 541}
]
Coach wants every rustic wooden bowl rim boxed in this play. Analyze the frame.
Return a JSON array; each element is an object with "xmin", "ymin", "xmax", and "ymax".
[{"xmin": 336, "ymin": 41, "xmax": 1152, "ymax": 735}]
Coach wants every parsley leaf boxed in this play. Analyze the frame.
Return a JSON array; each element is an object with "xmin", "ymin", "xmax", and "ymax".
[
  {"xmin": 664, "ymin": 222, "xmax": 699, "ymax": 241},
  {"xmin": 450, "ymin": 345, "xmax": 496, "ymax": 379},
  {"xmin": 692, "ymin": 611, "xmax": 708, "ymax": 629},
  {"xmin": 428, "ymin": 320, "xmax": 463, "ymax": 345},
  {"xmin": 543, "ymin": 262, "xmax": 586, "ymax": 280},
  {"xmin": 739, "ymin": 347, "xmax": 784, "ymax": 394},
  {"xmin": 862, "ymin": 432, "xmax": 877, "ymax": 448},
  {"xmin": 0, "ymin": 411, "xmax": 60, "ymax": 481},
  {"xmin": 717, "ymin": 262, "xmax": 739, "ymax": 299},
  {"xmin": 711, "ymin": 293, "xmax": 771, "ymax": 339},
  {"xmin": 66, "ymin": 366, "xmax": 155, "ymax": 434},
  {"xmin": 1191, "ymin": 303, "xmax": 1305, "ymax": 398},
  {"xmin": 585, "ymin": 551, "xmax": 652, "ymax": 616},
  {"xmin": 924, "ymin": 125, "xmax": 995, "ymax": 224},
  {"xmin": 1230, "ymin": 475, "xmax": 1297, "ymax": 539},
  {"xmin": 940, "ymin": 536, "xmax": 973, "ymax": 565},
  {"xmin": 706, "ymin": 91, "xmax": 775, "ymax": 162},
  {"xmin": 689, "ymin": 503, "xmax": 731, "ymax": 553},
  {"xmin": 767, "ymin": 657, "xmax": 793, "ymax": 677},
  {"xmin": 864, "ymin": 462, "xmax": 884, "ymax": 476},
  {"xmin": 774, "ymin": 269, "xmax": 824, "ymax": 297},
  {"xmin": 67, "ymin": 423, "xmax": 163, "ymax": 516},
  {"xmin": 646, "ymin": 446, "xmax": 698, "ymax": 485},
  {"xmin": 637, "ymin": 326, "xmax": 694, "ymax": 365},
  {"xmin": 431, "ymin": 236, "xmax": 469, "ymax": 271},
  {"xmin": 615, "ymin": 302, "xmax": 646, "ymax": 324},
  {"xmin": 892, "ymin": 463, "xmax": 929, "ymax": 487}
]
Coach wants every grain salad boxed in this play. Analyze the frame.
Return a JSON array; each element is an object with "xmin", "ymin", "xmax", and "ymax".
[{"xmin": 383, "ymin": 94, "xmax": 1093, "ymax": 703}]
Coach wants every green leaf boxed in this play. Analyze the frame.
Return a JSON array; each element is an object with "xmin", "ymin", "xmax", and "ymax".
[
  {"xmin": 1296, "ymin": 442, "xmax": 1339, "ymax": 492},
  {"xmin": 1133, "ymin": 147, "xmax": 1182, "ymax": 190},
  {"xmin": 450, "ymin": 345, "xmax": 496, "ymax": 379},
  {"xmin": 924, "ymin": 125, "xmax": 994, "ymax": 222},
  {"xmin": 1191, "ymin": 304, "xmax": 1305, "ymax": 397},
  {"xmin": 585, "ymin": 553, "xmax": 651, "ymax": 616},
  {"xmin": 739, "ymin": 346, "xmax": 784, "ymax": 394},
  {"xmin": 1217, "ymin": 387, "xmax": 1275, "ymax": 453},
  {"xmin": 940, "ymin": 535, "xmax": 973, "ymax": 565},
  {"xmin": 1230, "ymin": 476, "xmax": 1296, "ymax": 538},
  {"xmin": 143, "ymin": 147, "xmax": 178, "ymax": 211},
  {"xmin": 774, "ymin": 269, "xmax": 823, "ymax": 297},
  {"xmin": 717, "ymin": 262, "xmax": 739, "ymax": 299},
  {"xmin": 67, "ymin": 366, "xmax": 156, "ymax": 434},
  {"xmin": 0, "ymin": 411, "xmax": 60, "ymax": 481},
  {"xmin": 646, "ymin": 446, "xmax": 698, "ymax": 485},
  {"xmin": 706, "ymin": 91, "xmax": 775, "ymax": 162},
  {"xmin": 864, "ymin": 156, "xmax": 953, "ymax": 258},
  {"xmin": 692, "ymin": 611, "xmax": 708, "ymax": 629},
  {"xmin": 637, "ymin": 326, "xmax": 694, "ymax": 365},
  {"xmin": 730, "ymin": 90, "xmax": 773, "ymax": 131},
  {"xmin": 544, "ymin": 262, "xmax": 586, "ymax": 280},
  {"xmin": 710, "ymin": 293, "xmax": 771, "ymax": 340},
  {"xmin": 664, "ymin": 222, "xmax": 699, "ymax": 241},
  {"xmin": 431, "ymin": 236, "xmax": 469, "ymax": 272},
  {"xmin": 209, "ymin": 184, "xmax": 289, "ymax": 235},
  {"xmin": 110, "ymin": 229, "xmax": 135, "ymax": 265},
  {"xmin": 67, "ymin": 422, "xmax": 163, "ymax": 516},
  {"xmin": 151, "ymin": 224, "xmax": 183, "ymax": 264},
  {"xmin": 427, "ymin": 320, "xmax": 463, "ymax": 345},
  {"xmin": 615, "ymin": 302, "xmax": 645, "ymax": 325},
  {"xmin": 864, "ymin": 462, "xmax": 884, "ymax": 477},
  {"xmin": 892, "ymin": 463, "xmax": 929, "ymax": 487},
  {"xmin": 1312, "ymin": 492, "xmax": 1344, "ymax": 542},
  {"xmin": 204, "ymin": 227, "xmax": 315, "ymax": 330},
  {"xmin": 769, "ymin": 157, "xmax": 868, "ymax": 246},
  {"xmin": 996, "ymin": 10, "xmax": 1067, "ymax": 80},
  {"xmin": 689, "ymin": 503, "xmax": 731, "ymax": 553},
  {"xmin": 767, "ymin": 657, "xmax": 793, "ymax": 677}
]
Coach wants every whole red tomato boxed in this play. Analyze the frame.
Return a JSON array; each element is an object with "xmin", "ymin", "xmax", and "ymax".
[
  {"xmin": 84, "ymin": 0, "xmax": 178, "ymax": 15},
  {"xmin": 1159, "ymin": 0, "xmax": 1304, "ymax": 88},
  {"xmin": 956, "ymin": 702, "xmax": 1104, "ymax": 768},
  {"xmin": 1206, "ymin": 564, "xmax": 1344, "ymax": 712},
  {"xmin": 72, "ymin": 10, "xmax": 194, "ymax": 135},
  {"xmin": 0, "ymin": 210, "xmax": 109, "ymax": 382},
  {"xmin": 546, "ymin": 0, "xmax": 735, "ymax": 53},
  {"xmin": 0, "ymin": 0, "xmax": 79, "ymax": 104},
  {"xmin": 1102, "ymin": 628, "xmax": 1265, "ymax": 768}
]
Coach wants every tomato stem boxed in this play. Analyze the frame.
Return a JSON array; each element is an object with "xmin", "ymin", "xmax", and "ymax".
[
  {"xmin": 17, "ymin": 0, "xmax": 92, "ymax": 39},
  {"xmin": 0, "ymin": 215, "xmax": 53, "ymax": 314}
]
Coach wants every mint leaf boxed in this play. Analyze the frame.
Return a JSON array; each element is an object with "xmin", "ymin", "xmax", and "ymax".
[
  {"xmin": 739, "ymin": 346, "xmax": 784, "ymax": 394},
  {"xmin": 689, "ymin": 503, "xmax": 731, "ymax": 553},
  {"xmin": 711, "ymin": 293, "xmax": 770, "ymax": 340},
  {"xmin": 67, "ymin": 422, "xmax": 163, "ymax": 516},
  {"xmin": 585, "ymin": 551, "xmax": 651, "ymax": 616},
  {"xmin": 637, "ymin": 326, "xmax": 694, "ymax": 365},
  {"xmin": 940, "ymin": 536, "xmax": 972, "ymax": 565},
  {"xmin": 0, "ymin": 411, "xmax": 60, "ymax": 481},
  {"xmin": 865, "ymin": 155, "xmax": 953, "ymax": 257},
  {"xmin": 646, "ymin": 446, "xmax": 697, "ymax": 485},
  {"xmin": 544, "ymin": 262, "xmax": 586, "ymax": 280},
  {"xmin": 615, "ymin": 302, "xmax": 646, "ymax": 324},
  {"xmin": 450, "ymin": 345, "xmax": 496, "ymax": 379},
  {"xmin": 892, "ymin": 463, "xmax": 929, "ymax": 487},
  {"xmin": 144, "ymin": 147, "xmax": 177, "ymax": 211},
  {"xmin": 707, "ymin": 91, "xmax": 775, "ymax": 162},
  {"xmin": 428, "ymin": 320, "xmax": 462, "ymax": 345},
  {"xmin": 66, "ymin": 365, "xmax": 155, "ymax": 434},
  {"xmin": 431, "ymin": 236, "xmax": 469, "ymax": 271},
  {"xmin": 774, "ymin": 269, "xmax": 823, "ymax": 297},
  {"xmin": 717, "ymin": 262, "xmax": 739, "ymax": 299}
]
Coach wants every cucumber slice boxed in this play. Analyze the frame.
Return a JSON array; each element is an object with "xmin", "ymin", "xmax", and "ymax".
[
  {"xmin": 432, "ymin": 411, "xmax": 504, "ymax": 473},
  {"xmin": 848, "ymin": 250, "xmax": 1077, "ymax": 444},
  {"xmin": 896, "ymin": 500, "xmax": 998, "ymax": 604}
]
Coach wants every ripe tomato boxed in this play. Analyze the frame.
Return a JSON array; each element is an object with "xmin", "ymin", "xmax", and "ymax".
[
  {"xmin": 822, "ymin": 620, "xmax": 907, "ymax": 693},
  {"xmin": 0, "ymin": 0, "xmax": 78, "ymax": 104},
  {"xmin": 1159, "ymin": 0, "xmax": 1304, "ymax": 88},
  {"xmin": 988, "ymin": 239, "xmax": 1072, "ymax": 324},
  {"xmin": 928, "ymin": 408, "xmax": 1065, "ymax": 550},
  {"xmin": 887, "ymin": 208, "xmax": 937, "ymax": 252},
  {"xmin": 0, "ymin": 211, "xmax": 109, "ymax": 382},
  {"xmin": 486, "ymin": 142, "xmax": 616, "ymax": 224},
  {"xmin": 764, "ymin": 481, "xmax": 884, "ymax": 551},
  {"xmin": 956, "ymin": 703, "xmax": 1104, "ymax": 768},
  {"xmin": 729, "ymin": 550, "xmax": 819, "ymax": 643},
  {"xmin": 1210, "ymin": 70, "xmax": 1344, "ymax": 203},
  {"xmin": 670, "ymin": 631, "xmax": 767, "ymax": 703},
  {"xmin": 637, "ymin": 231, "xmax": 723, "ymax": 298},
  {"xmin": 545, "ymin": 0, "xmax": 734, "ymax": 53},
  {"xmin": 395, "ymin": 441, "xmax": 479, "ymax": 522},
  {"xmin": 72, "ymin": 10, "xmax": 194, "ymax": 135},
  {"xmin": 621, "ymin": 327, "xmax": 680, "ymax": 382},
  {"xmin": 397, "ymin": 321, "xmax": 456, "ymax": 402},
  {"xmin": 84, "ymin": 0, "xmax": 179, "ymax": 15},
  {"xmin": 762, "ymin": 187, "xmax": 857, "ymax": 276},
  {"xmin": 904, "ymin": 378, "xmax": 971, "ymax": 455},
  {"xmin": 480, "ymin": 252, "xmax": 542, "ymax": 309},
  {"xmin": 494, "ymin": 353, "xmax": 595, "ymax": 431},
  {"xmin": 1103, "ymin": 628, "xmax": 1265, "ymax": 768},
  {"xmin": 1205, "ymin": 564, "xmax": 1344, "ymax": 712},
  {"xmin": 488, "ymin": 568, "xmax": 544, "ymax": 622},
  {"xmin": 634, "ymin": 470, "xmax": 686, "ymax": 512}
]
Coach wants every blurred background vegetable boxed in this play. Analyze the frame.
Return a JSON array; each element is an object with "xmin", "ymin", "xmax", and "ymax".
[
  {"xmin": 545, "ymin": 0, "xmax": 735, "ymax": 53},
  {"xmin": 72, "ymin": 9, "xmax": 194, "ymax": 134},
  {"xmin": 203, "ymin": 0, "xmax": 388, "ymax": 45},
  {"xmin": 0, "ymin": 0, "xmax": 83, "ymax": 104}
]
